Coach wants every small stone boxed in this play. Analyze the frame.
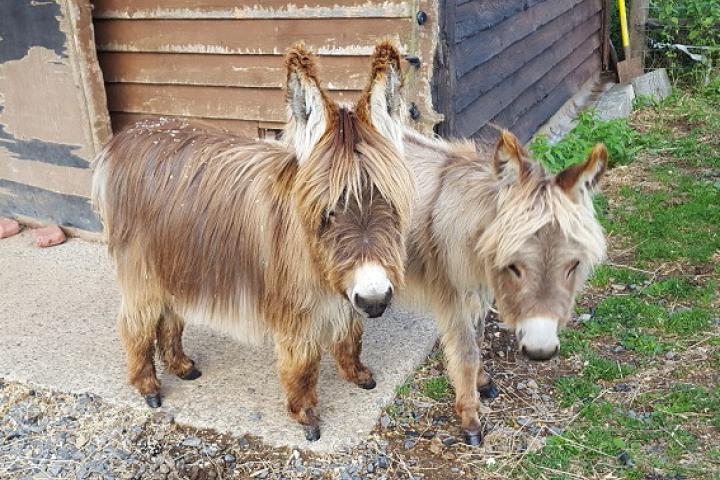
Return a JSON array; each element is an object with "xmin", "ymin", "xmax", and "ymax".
[
  {"xmin": 181, "ymin": 436, "xmax": 202, "ymax": 448},
  {"xmin": 403, "ymin": 438, "xmax": 417, "ymax": 450},
  {"xmin": 32, "ymin": 225, "xmax": 66, "ymax": 248},
  {"xmin": 614, "ymin": 383, "xmax": 631, "ymax": 392},
  {"xmin": 380, "ymin": 414, "xmax": 393, "ymax": 429},
  {"xmin": 0, "ymin": 218, "xmax": 20, "ymax": 239},
  {"xmin": 366, "ymin": 463, "xmax": 375, "ymax": 474},
  {"xmin": 548, "ymin": 426, "xmax": 563, "ymax": 436},
  {"xmin": 525, "ymin": 379, "xmax": 539, "ymax": 390},
  {"xmin": 541, "ymin": 394, "xmax": 552, "ymax": 402},
  {"xmin": 159, "ymin": 465, "xmax": 170, "ymax": 474},
  {"xmin": 665, "ymin": 351, "xmax": 677, "ymax": 360},
  {"xmin": 613, "ymin": 345, "xmax": 625, "ymax": 353},
  {"xmin": 441, "ymin": 436, "xmax": 457, "ymax": 447},
  {"xmin": 224, "ymin": 454, "xmax": 236, "ymax": 463},
  {"xmin": 578, "ymin": 313, "xmax": 592, "ymax": 322},
  {"xmin": 611, "ymin": 284, "xmax": 626, "ymax": 292},
  {"xmin": 375, "ymin": 455, "xmax": 389, "ymax": 469},
  {"xmin": 429, "ymin": 437, "xmax": 443, "ymax": 454},
  {"xmin": 516, "ymin": 382, "xmax": 526, "ymax": 390},
  {"xmin": 421, "ymin": 430, "xmax": 435, "ymax": 439},
  {"xmin": 431, "ymin": 415, "xmax": 449, "ymax": 425},
  {"xmin": 618, "ymin": 451, "xmax": 634, "ymax": 467},
  {"xmin": 517, "ymin": 416, "xmax": 534, "ymax": 428},
  {"xmin": 75, "ymin": 434, "xmax": 88, "ymax": 448}
]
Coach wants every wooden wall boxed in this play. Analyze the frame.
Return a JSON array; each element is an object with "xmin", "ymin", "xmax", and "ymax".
[
  {"xmin": 435, "ymin": 0, "xmax": 604, "ymax": 144},
  {"xmin": 0, "ymin": 1, "xmax": 111, "ymax": 232},
  {"xmin": 92, "ymin": 0, "xmax": 441, "ymax": 138}
]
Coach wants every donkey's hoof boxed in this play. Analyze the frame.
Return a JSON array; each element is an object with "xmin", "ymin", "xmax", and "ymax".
[
  {"xmin": 303, "ymin": 424, "xmax": 321, "ymax": 442},
  {"xmin": 464, "ymin": 430, "xmax": 483, "ymax": 446},
  {"xmin": 358, "ymin": 378, "xmax": 376, "ymax": 390},
  {"xmin": 180, "ymin": 366, "xmax": 202, "ymax": 381},
  {"xmin": 478, "ymin": 383, "xmax": 499, "ymax": 399},
  {"xmin": 144, "ymin": 393, "xmax": 162, "ymax": 409}
]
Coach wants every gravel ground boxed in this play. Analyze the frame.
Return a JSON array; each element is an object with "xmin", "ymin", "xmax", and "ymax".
[{"xmin": 0, "ymin": 379, "xmax": 425, "ymax": 480}]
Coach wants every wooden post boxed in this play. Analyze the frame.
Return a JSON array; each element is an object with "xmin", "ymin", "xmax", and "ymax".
[
  {"xmin": 629, "ymin": 0, "xmax": 648, "ymax": 68},
  {"xmin": 434, "ymin": 0, "xmax": 456, "ymax": 138}
]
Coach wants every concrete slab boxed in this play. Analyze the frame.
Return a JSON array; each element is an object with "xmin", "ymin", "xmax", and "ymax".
[
  {"xmin": 632, "ymin": 68, "xmax": 672, "ymax": 102},
  {"xmin": 595, "ymin": 83, "xmax": 636, "ymax": 121},
  {"xmin": 0, "ymin": 232, "xmax": 436, "ymax": 452}
]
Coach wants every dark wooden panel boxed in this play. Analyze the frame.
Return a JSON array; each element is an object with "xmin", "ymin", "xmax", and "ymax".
[
  {"xmin": 455, "ymin": 1, "xmax": 601, "ymax": 112},
  {"xmin": 0, "ymin": 179, "xmax": 102, "ymax": 231},
  {"xmin": 110, "ymin": 113, "xmax": 261, "ymax": 138},
  {"xmin": 455, "ymin": 16, "xmax": 600, "ymax": 137},
  {"xmin": 93, "ymin": 0, "xmax": 409, "ymax": 18},
  {"xmin": 454, "ymin": 0, "xmax": 584, "ymax": 78},
  {"xmin": 455, "ymin": 0, "xmax": 525, "ymax": 44},
  {"xmin": 98, "ymin": 52, "xmax": 370, "ymax": 89},
  {"xmin": 105, "ymin": 83, "xmax": 360, "ymax": 122},
  {"xmin": 94, "ymin": 18, "xmax": 411, "ymax": 55},
  {"xmin": 478, "ymin": 42, "xmax": 599, "ymax": 141},
  {"xmin": 510, "ymin": 52, "xmax": 600, "ymax": 143}
]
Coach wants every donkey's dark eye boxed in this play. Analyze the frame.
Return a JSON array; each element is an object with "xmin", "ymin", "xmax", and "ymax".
[
  {"xmin": 320, "ymin": 209, "xmax": 335, "ymax": 231},
  {"xmin": 567, "ymin": 260, "xmax": 580, "ymax": 278},
  {"xmin": 507, "ymin": 264, "xmax": 522, "ymax": 278}
]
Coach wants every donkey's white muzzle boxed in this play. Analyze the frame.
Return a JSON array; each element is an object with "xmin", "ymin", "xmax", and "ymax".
[
  {"xmin": 347, "ymin": 263, "xmax": 393, "ymax": 318},
  {"xmin": 516, "ymin": 317, "xmax": 560, "ymax": 361}
]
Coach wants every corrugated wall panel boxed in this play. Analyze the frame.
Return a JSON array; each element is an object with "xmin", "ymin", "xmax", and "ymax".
[
  {"xmin": 436, "ymin": 0, "xmax": 604, "ymax": 143},
  {"xmin": 93, "ymin": 0, "xmax": 440, "ymax": 138}
]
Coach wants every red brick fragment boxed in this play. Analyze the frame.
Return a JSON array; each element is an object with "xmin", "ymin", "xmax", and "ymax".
[
  {"xmin": 0, "ymin": 218, "xmax": 20, "ymax": 239},
  {"xmin": 32, "ymin": 225, "xmax": 66, "ymax": 247}
]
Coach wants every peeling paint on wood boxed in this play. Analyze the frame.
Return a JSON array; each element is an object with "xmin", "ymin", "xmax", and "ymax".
[
  {"xmin": 0, "ymin": 1, "xmax": 67, "ymax": 61},
  {"xmin": 0, "ymin": 179, "xmax": 102, "ymax": 232},
  {"xmin": 93, "ymin": 0, "xmax": 411, "ymax": 19},
  {"xmin": 94, "ymin": 18, "xmax": 411, "ymax": 55}
]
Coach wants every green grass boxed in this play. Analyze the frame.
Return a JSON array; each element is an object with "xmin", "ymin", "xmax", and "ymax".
[
  {"xmin": 514, "ymin": 79, "xmax": 720, "ymax": 479},
  {"xmin": 589, "ymin": 265, "xmax": 648, "ymax": 288},
  {"xmin": 421, "ymin": 376, "xmax": 451, "ymax": 400}
]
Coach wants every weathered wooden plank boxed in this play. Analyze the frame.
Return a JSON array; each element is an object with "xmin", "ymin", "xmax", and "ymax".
[
  {"xmin": 98, "ymin": 52, "xmax": 370, "ymax": 90},
  {"xmin": 456, "ymin": 19, "xmax": 600, "ymax": 138},
  {"xmin": 473, "ymin": 42, "xmax": 600, "ymax": 141},
  {"xmin": 0, "ymin": 158, "xmax": 92, "ymax": 198},
  {"xmin": 455, "ymin": 1, "xmax": 601, "ymax": 112},
  {"xmin": 94, "ymin": 18, "xmax": 411, "ymax": 55},
  {"xmin": 0, "ymin": 179, "xmax": 102, "ymax": 231},
  {"xmin": 105, "ymin": 83, "xmax": 360, "ymax": 122},
  {"xmin": 434, "ymin": 0, "xmax": 457, "ymax": 137},
  {"xmin": 510, "ymin": 52, "xmax": 600, "ymax": 143},
  {"xmin": 454, "ymin": 0, "xmax": 584, "ymax": 78},
  {"xmin": 455, "ymin": 0, "xmax": 525, "ymax": 43},
  {"xmin": 110, "ymin": 113, "xmax": 261, "ymax": 138},
  {"xmin": 93, "ymin": 0, "xmax": 411, "ymax": 19}
]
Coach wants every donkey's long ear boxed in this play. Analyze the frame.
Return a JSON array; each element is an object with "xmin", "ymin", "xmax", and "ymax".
[
  {"xmin": 356, "ymin": 41, "xmax": 405, "ymax": 152},
  {"xmin": 556, "ymin": 144, "xmax": 607, "ymax": 203},
  {"xmin": 493, "ymin": 130, "xmax": 528, "ymax": 184},
  {"xmin": 284, "ymin": 44, "xmax": 330, "ymax": 164}
]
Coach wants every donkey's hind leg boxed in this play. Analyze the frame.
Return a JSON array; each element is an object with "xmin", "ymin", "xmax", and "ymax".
[
  {"xmin": 438, "ymin": 307, "xmax": 484, "ymax": 446},
  {"xmin": 118, "ymin": 305, "xmax": 163, "ymax": 408},
  {"xmin": 276, "ymin": 339, "xmax": 322, "ymax": 441},
  {"xmin": 156, "ymin": 309, "xmax": 201, "ymax": 381},
  {"xmin": 332, "ymin": 315, "xmax": 376, "ymax": 390}
]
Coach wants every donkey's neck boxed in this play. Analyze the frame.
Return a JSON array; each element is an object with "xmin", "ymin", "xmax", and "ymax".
[{"xmin": 402, "ymin": 129, "xmax": 499, "ymax": 309}]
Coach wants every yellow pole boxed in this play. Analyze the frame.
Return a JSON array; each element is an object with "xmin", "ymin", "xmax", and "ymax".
[{"xmin": 618, "ymin": 0, "xmax": 631, "ymax": 58}]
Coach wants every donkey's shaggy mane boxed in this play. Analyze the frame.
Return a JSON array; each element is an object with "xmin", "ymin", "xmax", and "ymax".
[{"xmin": 477, "ymin": 163, "xmax": 607, "ymax": 269}]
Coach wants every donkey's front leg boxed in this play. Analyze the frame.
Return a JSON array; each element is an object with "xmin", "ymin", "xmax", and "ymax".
[
  {"xmin": 332, "ymin": 314, "xmax": 376, "ymax": 390},
  {"xmin": 474, "ymin": 311, "xmax": 500, "ymax": 399},
  {"xmin": 439, "ymin": 307, "xmax": 483, "ymax": 445},
  {"xmin": 276, "ymin": 340, "xmax": 323, "ymax": 441}
]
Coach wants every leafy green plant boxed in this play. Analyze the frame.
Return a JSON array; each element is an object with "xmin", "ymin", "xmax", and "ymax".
[{"xmin": 530, "ymin": 112, "xmax": 641, "ymax": 172}]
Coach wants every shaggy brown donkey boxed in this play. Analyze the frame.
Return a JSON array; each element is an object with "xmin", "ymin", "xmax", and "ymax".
[{"xmin": 92, "ymin": 42, "xmax": 414, "ymax": 441}]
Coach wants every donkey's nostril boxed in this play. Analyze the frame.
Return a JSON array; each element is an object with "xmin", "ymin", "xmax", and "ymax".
[
  {"xmin": 521, "ymin": 345, "xmax": 528, "ymax": 356},
  {"xmin": 354, "ymin": 290, "xmax": 392, "ymax": 318}
]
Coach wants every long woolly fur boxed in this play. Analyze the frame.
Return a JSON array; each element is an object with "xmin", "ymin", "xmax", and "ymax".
[{"xmin": 91, "ymin": 42, "xmax": 414, "ymax": 358}]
